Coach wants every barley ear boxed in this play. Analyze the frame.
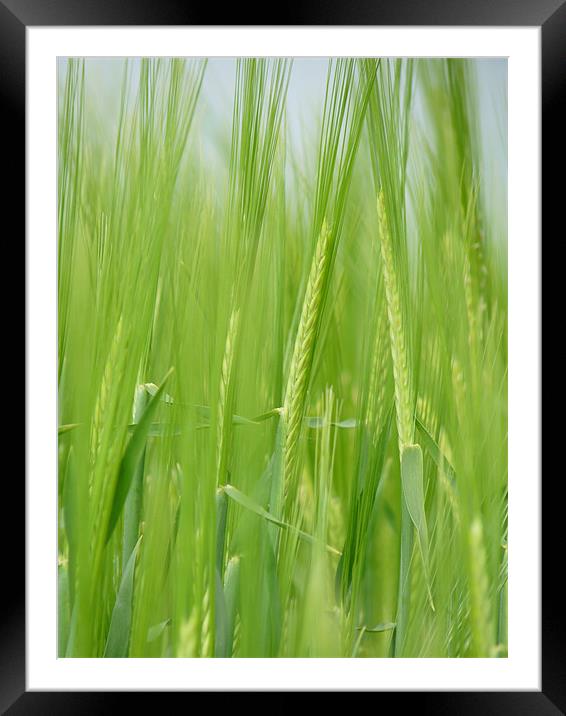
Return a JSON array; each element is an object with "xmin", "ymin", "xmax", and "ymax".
[
  {"xmin": 377, "ymin": 191, "xmax": 413, "ymax": 448},
  {"xmin": 216, "ymin": 307, "xmax": 240, "ymax": 485},
  {"xmin": 281, "ymin": 219, "xmax": 331, "ymax": 511}
]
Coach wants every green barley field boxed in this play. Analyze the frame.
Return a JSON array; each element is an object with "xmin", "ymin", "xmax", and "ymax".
[{"xmin": 57, "ymin": 57, "xmax": 507, "ymax": 658}]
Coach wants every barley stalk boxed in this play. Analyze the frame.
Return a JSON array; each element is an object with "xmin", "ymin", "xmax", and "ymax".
[
  {"xmin": 377, "ymin": 190, "xmax": 419, "ymax": 657},
  {"xmin": 281, "ymin": 219, "xmax": 331, "ymax": 507},
  {"xmin": 216, "ymin": 307, "xmax": 240, "ymax": 484},
  {"xmin": 231, "ymin": 612, "xmax": 241, "ymax": 657},
  {"xmin": 377, "ymin": 191, "xmax": 413, "ymax": 448},
  {"xmin": 463, "ymin": 251, "xmax": 479, "ymax": 364},
  {"xmin": 365, "ymin": 303, "xmax": 389, "ymax": 441},
  {"xmin": 200, "ymin": 579, "xmax": 213, "ymax": 657},
  {"xmin": 468, "ymin": 518, "xmax": 494, "ymax": 656},
  {"xmin": 451, "ymin": 356, "xmax": 467, "ymax": 427},
  {"xmin": 91, "ymin": 315, "xmax": 124, "ymax": 464},
  {"xmin": 328, "ymin": 495, "xmax": 345, "ymax": 554},
  {"xmin": 90, "ymin": 316, "xmax": 127, "ymax": 553}
]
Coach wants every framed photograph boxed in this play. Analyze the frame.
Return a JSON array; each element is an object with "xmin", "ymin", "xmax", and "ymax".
[{"xmin": 9, "ymin": 0, "xmax": 556, "ymax": 707}]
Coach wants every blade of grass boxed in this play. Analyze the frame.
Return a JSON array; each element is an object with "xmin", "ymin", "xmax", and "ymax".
[
  {"xmin": 401, "ymin": 444, "xmax": 434, "ymax": 610},
  {"xmin": 58, "ymin": 562, "xmax": 71, "ymax": 656},
  {"xmin": 147, "ymin": 618, "xmax": 171, "ymax": 643},
  {"xmin": 223, "ymin": 556, "xmax": 241, "ymax": 657},
  {"xmin": 122, "ymin": 386, "xmax": 148, "ymax": 565},
  {"xmin": 105, "ymin": 368, "xmax": 173, "ymax": 544},
  {"xmin": 416, "ymin": 416, "xmax": 457, "ymax": 485},
  {"xmin": 103, "ymin": 536, "xmax": 142, "ymax": 657},
  {"xmin": 223, "ymin": 483, "xmax": 341, "ymax": 557}
]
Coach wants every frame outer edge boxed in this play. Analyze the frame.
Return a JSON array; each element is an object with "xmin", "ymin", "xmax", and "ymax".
[
  {"xmin": 14, "ymin": 0, "xmax": 559, "ymax": 707},
  {"xmin": 0, "ymin": 0, "xmax": 26, "ymax": 713},
  {"xmin": 541, "ymin": 2, "xmax": 566, "ymax": 712}
]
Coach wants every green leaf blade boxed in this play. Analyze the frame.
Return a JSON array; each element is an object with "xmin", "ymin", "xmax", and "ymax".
[
  {"xmin": 105, "ymin": 368, "xmax": 173, "ymax": 544},
  {"xmin": 103, "ymin": 537, "xmax": 142, "ymax": 657},
  {"xmin": 401, "ymin": 444, "xmax": 435, "ymax": 611}
]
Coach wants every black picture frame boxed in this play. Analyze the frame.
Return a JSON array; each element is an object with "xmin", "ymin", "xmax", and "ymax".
[{"xmin": 8, "ymin": 0, "xmax": 557, "ymax": 709}]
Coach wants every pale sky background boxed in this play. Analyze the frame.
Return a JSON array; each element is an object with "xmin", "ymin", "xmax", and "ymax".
[
  {"xmin": 58, "ymin": 57, "xmax": 507, "ymax": 237},
  {"xmin": 66, "ymin": 57, "xmax": 506, "ymax": 148}
]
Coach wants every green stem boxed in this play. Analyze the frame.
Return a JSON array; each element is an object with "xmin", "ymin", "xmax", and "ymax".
[{"xmin": 393, "ymin": 498, "xmax": 413, "ymax": 656}]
